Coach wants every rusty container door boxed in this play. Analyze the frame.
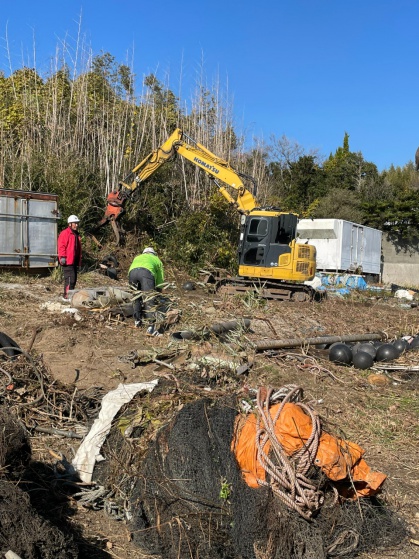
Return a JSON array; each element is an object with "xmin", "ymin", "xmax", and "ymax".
[{"xmin": 0, "ymin": 189, "xmax": 59, "ymax": 269}]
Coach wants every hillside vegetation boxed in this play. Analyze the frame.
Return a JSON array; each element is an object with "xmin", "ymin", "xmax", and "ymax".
[{"xmin": 2, "ymin": 51, "xmax": 419, "ymax": 273}]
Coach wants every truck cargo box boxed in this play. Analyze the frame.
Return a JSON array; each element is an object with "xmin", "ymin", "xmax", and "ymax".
[
  {"xmin": 0, "ymin": 189, "xmax": 59, "ymax": 269},
  {"xmin": 297, "ymin": 219, "xmax": 382, "ymax": 276}
]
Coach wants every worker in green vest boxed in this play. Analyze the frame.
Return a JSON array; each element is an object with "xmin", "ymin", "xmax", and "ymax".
[{"xmin": 128, "ymin": 247, "xmax": 164, "ymax": 336}]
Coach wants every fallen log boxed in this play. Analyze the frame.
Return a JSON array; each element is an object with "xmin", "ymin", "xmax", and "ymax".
[{"xmin": 255, "ymin": 332, "xmax": 384, "ymax": 352}]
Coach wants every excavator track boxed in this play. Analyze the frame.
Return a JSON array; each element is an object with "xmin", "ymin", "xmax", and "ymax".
[{"xmin": 213, "ymin": 276, "xmax": 316, "ymax": 302}]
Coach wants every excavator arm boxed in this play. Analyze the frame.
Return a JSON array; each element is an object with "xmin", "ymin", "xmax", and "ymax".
[
  {"xmin": 98, "ymin": 128, "xmax": 258, "ymax": 242},
  {"xmin": 173, "ymin": 131, "xmax": 258, "ymax": 213}
]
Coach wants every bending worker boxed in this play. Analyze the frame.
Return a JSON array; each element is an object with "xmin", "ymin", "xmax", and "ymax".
[
  {"xmin": 128, "ymin": 247, "xmax": 165, "ymax": 336},
  {"xmin": 58, "ymin": 214, "xmax": 82, "ymax": 300}
]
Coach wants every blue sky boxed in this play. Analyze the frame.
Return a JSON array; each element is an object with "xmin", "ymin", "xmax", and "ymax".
[{"xmin": 1, "ymin": 0, "xmax": 418, "ymax": 171}]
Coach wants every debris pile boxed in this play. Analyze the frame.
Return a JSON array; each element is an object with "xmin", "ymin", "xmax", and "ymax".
[
  {"xmin": 232, "ymin": 386, "xmax": 386, "ymax": 513},
  {"xmin": 85, "ymin": 380, "xmax": 406, "ymax": 559},
  {"xmin": 317, "ymin": 273, "xmax": 368, "ymax": 296},
  {"xmin": 0, "ymin": 274, "xmax": 417, "ymax": 559},
  {"xmin": 0, "ymin": 346, "xmax": 104, "ymax": 437}
]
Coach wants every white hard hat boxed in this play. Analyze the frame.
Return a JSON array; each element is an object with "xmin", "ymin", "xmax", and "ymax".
[
  {"xmin": 143, "ymin": 247, "xmax": 157, "ymax": 255},
  {"xmin": 68, "ymin": 214, "xmax": 80, "ymax": 224}
]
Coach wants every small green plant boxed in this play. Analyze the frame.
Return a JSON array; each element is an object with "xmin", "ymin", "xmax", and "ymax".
[
  {"xmin": 219, "ymin": 478, "xmax": 232, "ymax": 501},
  {"xmin": 49, "ymin": 265, "xmax": 63, "ymax": 282},
  {"xmin": 240, "ymin": 289, "xmax": 267, "ymax": 311}
]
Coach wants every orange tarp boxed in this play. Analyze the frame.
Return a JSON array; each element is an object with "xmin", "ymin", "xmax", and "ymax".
[{"xmin": 232, "ymin": 402, "xmax": 386, "ymax": 498}]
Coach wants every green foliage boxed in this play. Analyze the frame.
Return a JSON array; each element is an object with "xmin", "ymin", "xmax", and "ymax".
[
  {"xmin": 239, "ymin": 290, "xmax": 267, "ymax": 311},
  {"xmin": 381, "ymin": 162, "xmax": 419, "ymax": 193},
  {"xmin": 359, "ymin": 162, "xmax": 419, "ymax": 242},
  {"xmin": 327, "ymin": 130, "xmax": 350, "ymax": 163},
  {"xmin": 0, "ymin": 67, "xmax": 45, "ymax": 146},
  {"xmin": 144, "ymin": 74, "xmax": 180, "ymax": 132},
  {"xmin": 161, "ymin": 195, "xmax": 239, "ymax": 274},
  {"xmin": 219, "ymin": 478, "xmax": 232, "ymax": 501},
  {"xmin": 311, "ymin": 188, "xmax": 364, "ymax": 222},
  {"xmin": 123, "ymin": 164, "xmax": 186, "ymax": 236},
  {"xmin": 283, "ymin": 155, "xmax": 326, "ymax": 213},
  {"xmin": 86, "ymin": 52, "xmax": 135, "ymax": 100},
  {"xmin": 323, "ymin": 133, "xmax": 380, "ymax": 194},
  {"xmin": 45, "ymin": 66, "xmax": 72, "ymax": 104},
  {"xmin": 363, "ymin": 190, "xmax": 419, "ymax": 241}
]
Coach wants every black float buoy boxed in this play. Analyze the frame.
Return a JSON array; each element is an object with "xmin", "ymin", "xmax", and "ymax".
[
  {"xmin": 352, "ymin": 350, "xmax": 374, "ymax": 370},
  {"xmin": 329, "ymin": 343, "xmax": 352, "ymax": 365},
  {"xmin": 352, "ymin": 342, "xmax": 377, "ymax": 360},
  {"xmin": 392, "ymin": 338, "xmax": 408, "ymax": 355},
  {"xmin": 375, "ymin": 343, "xmax": 399, "ymax": 362}
]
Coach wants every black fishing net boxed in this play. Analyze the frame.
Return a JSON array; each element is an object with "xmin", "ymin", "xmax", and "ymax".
[
  {"xmin": 0, "ymin": 406, "xmax": 78, "ymax": 558},
  {"xmin": 129, "ymin": 395, "xmax": 240, "ymax": 558},
  {"xmin": 125, "ymin": 395, "xmax": 406, "ymax": 559},
  {"xmin": 0, "ymin": 481, "xmax": 78, "ymax": 559},
  {"xmin": 0, "ymin": 406, "xmax": 31, "ymax": 475}
]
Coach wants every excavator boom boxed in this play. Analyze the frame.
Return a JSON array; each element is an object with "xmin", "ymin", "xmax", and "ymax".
[
  {"xmin": 173, "ymin": 132, "xmax": 258, "ymax": 213},
  {"xmin": 98, "ymin": 129, "xmax": 258, "ymax": 238}
]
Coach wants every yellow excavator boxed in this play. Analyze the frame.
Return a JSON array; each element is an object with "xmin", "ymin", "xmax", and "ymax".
[{"xmin": 98, "ymin": 128, "xmax": 317, "ymax": 301}]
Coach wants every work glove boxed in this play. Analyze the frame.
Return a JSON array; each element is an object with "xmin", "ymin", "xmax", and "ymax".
[{"xmin": 60, "ymin": 257, "xmax": 66, "ymax": 265}]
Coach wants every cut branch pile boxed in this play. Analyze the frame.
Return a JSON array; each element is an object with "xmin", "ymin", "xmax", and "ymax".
[{"xmin": 0, "ymin": 352, "xmax": 105, "ymax": 438}]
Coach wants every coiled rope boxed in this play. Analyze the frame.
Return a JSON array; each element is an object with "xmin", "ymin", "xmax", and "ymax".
[{"xmin": 255, "ymin": 385, "xmax": 324, "ymax": 520}]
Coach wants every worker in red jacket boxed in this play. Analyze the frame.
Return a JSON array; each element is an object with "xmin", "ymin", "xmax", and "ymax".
[{"xmin": 57, "ymin": 215, "xmax": 82, "ymax": 300}]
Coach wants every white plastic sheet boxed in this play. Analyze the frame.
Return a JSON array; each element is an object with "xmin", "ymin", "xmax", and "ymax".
[{"xmin": 72, "ymin": 380, "xmax": 158, "ymax": 483}]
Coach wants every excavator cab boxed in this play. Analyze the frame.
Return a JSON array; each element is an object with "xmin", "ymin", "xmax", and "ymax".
[
  {"xmin": 238, "ymin": 212, "xmax": 296, "ymax": 267},
  {"xmin": 237, "ymin": 211, "xmax": 316, "ymax": 289}
]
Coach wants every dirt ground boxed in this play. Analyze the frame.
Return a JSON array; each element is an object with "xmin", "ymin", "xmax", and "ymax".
[{"xmin": 0, "ymin": 266, "xmax": 418, "ymax": 559}]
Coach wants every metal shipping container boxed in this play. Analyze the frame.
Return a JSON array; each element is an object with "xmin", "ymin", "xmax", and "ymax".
[
  {"xmin": 0, "ymin": 189, "xmax": 59, "ymax": 269},
  {"xmin": 296, "ymin": 218, "xmax": 382, "ymax": 276}
]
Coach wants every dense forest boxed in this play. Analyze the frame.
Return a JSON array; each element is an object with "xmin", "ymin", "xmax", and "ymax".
[{"xmin": 1, "ymin": 51, "xmax": 419, "ymax": 272}]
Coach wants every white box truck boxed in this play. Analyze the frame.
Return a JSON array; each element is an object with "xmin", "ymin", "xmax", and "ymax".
[{"xmin": 297, "ymin": 219, "xmax": 382, "ymax": 278}]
